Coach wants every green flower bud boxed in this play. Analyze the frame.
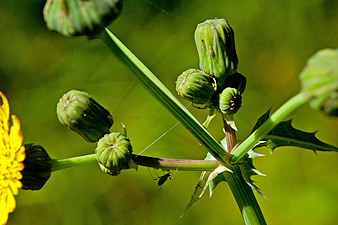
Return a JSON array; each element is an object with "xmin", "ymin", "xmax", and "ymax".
[
  {"xmin": 95, "ymin": 132, "xmax": 133, "ymax": 176},
  {"xmin": 195, "ymin": 18, "xmax": 238, "ymax": 78},
  {"xmin": 176, "ymin": 68, "xmax": 216, "ymax": 106},
  {"xmin": 43, "ymin": 0, "xmax": 123, "ymax": 39},
  {"xmin": 223, "ymin": 72, "xmax": 247, "ymax": 94},
  {"xmin": 320, "ymin": 91, "xmax": 338, "ymax": 117},
  {"xmin": 299, "ymin": 48, "xmax": 338, "ymax": 117},
  {"xmin": 219, "ymin": 87, "xmax": 242, "ymax": 115},
  {"xmin": 57, "ymin": 90, "xmax": 114, "ymax": 142},
  {"xmin": 20, "ymin": 144, "xmax": 52, "ymax": 191}
]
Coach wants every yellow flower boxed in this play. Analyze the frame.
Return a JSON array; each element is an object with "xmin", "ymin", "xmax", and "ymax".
[{"xmin": 0, "ymin": 92, "xmax": 25, "ymax": 225}]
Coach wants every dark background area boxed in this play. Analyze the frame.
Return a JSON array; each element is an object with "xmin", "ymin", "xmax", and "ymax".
[{"xmin": 1, "ymin": 0, "xmax": 338, "ymax": 224}]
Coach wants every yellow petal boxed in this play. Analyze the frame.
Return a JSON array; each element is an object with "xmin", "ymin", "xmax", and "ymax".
[
  {"xmin": 15, "ymin": 146, "xmax": 26, "ymax": 163},
  {"xmin": 0, "ymin": 188, "xmax": 15, "ymax": 213},
  {"xmin": 6, "ymin": 190, "xmax": 16, "ymax": 213},
  {"xmin": 0, "ymin": 92, "xmax": 10, "ymax": 131},
  {"xmin": 0, "ymin": 210, "xmax": 9, "ymax": 225},
  {"xmin": 9, "ymin": 116, "xmax": 23, "ymax": 155},
  {"xmin": 9, "ymin": 179, "xmax": 22, "ymax": 195}
]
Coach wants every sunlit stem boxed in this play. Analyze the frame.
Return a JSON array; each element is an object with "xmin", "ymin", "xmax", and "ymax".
[
  {"xmin": 99, "ymin": 28, "xmax": 228, "ymax": 165},
  {"xmin": 132, "ymin": 155, "xmax": 219, "ymax": 171},
  {"xmin": 223, "ymin": 117, "xmax": 266, "ymax": 225},
  {"xmin": 51, "ymin": 154, "xmax": 220, "ymax": 172},
  {"xmin": 222, "ymin": 114, "xmax": 266, "ymax": 225},
  {"xmin": 52, "ymin": 154, "xmax": 97, "ymax": 172},
  {"xmin": 223, "ymin": 166, "xmax": 267, "ymax": 225},
  {"xmin": 230, "ymin": 92, "xmax": 308, "ymax": 163}
]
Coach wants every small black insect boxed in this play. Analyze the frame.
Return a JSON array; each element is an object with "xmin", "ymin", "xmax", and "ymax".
[
  {"xmin": 149, "ymin": 168, "xmax": 174, "ymax": 190},
  {"xmin": 157, "ymin": 172, "xmax": 173, "ymax": 187}
]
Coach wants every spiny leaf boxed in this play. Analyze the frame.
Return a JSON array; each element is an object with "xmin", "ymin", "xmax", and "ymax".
[
  {"xmin": 239, "ymin": 150, "xmax": 267, "ymax": 199},
  {"xmin": 207, "ymin": 148, "xmax": 266, "ymax": 198},
  {"xmin": 180, "ymin": 153, "xmax": 214, "ymax": 218},
  {"xmin": 201, "ymin": 165, "xmax": 232, "ymax": 197},
  {"xmin": 182, "ymin": 143, "xmax": 268, "ymax": 218},
  {"xmin": 180, "ymin": 170, "xmax": 210, "ymax": 218},
  {"xmin": 208, "ymin": 172, "xmax": 225, "ymax": 196},
  {"xmin": 252, "ymin": 109, "xmax": 338, "ymax": 153}
]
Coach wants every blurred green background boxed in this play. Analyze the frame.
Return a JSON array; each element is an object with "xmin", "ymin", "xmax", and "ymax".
[{"xmin": 1, "ymin": 0, "xmax": 338, "ymax": 224}]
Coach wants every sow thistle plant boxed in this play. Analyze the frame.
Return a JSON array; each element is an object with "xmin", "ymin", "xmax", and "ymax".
[{"xmin": 2, "ymin": 1, "xmax": 338, "ymax": 224}]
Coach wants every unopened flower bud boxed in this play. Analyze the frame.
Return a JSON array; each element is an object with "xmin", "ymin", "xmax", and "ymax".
[
  {"xmin": 43, "ymin": 0, "xmax": 123, "ymax": 39},
  {"xmin": 219, "ymin": 87, "xmax": 242, "ymax": 115},
  {"xmin": 20, "ymin": 144, "xmax": 52, "ymax": 190},
  {"xmin": 195, "ymin": 18, "xmax": 238, "ymax": 78},
  {"xmin": 299, "ymin": 48, "xmax": 338, "ymax": 117},
  {"xmin": 223, "ymin": 72, "xmax": 247, "ymax": 94},
  {"xmin": 95, "ymin": 132, "xmax": 134, "ymax": 176},
  {"xmin": 176, "ymin": 68, "xmax": 216, "ymax": 106},
  {"xmin": 57, "ymin": 90, "xmax": 114, "ymax": 142}
]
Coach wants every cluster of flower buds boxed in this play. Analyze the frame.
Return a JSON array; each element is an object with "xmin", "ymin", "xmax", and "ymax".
[
  {"xmin": 43, "ymin": 0, "xmax": 123, "ymax": 39},
  {"xmin": 57, "ymin": 90, "xmax": 136, "ymax": 176},
  {"xmin": 176, "ymin": 18, "xmax": 245, "ymax": 115}
]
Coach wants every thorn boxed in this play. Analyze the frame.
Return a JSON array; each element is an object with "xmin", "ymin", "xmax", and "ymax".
[{"xmin": 121, "ymin": 122, "xmax": 127, "ymax": 136}]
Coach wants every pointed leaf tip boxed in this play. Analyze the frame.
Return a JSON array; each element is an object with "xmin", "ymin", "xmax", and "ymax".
[{"xmin": 252, "ymin": 109, "xmax": 338, "ymax": 153}]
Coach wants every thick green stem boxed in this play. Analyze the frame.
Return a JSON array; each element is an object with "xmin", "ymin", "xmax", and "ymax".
[
  {"xmin": 132, "ymin": 155, "xmax": 219, "ymax": 171},
  {"xmin": 230, "ymin": 92, "xmax": 308, "ymax": 163},
  {"xmin": 224, "ymin": 166, "xmax": 267, "ymax": 225},
  {"xmin": 98, "ymin": 27, "xmax": 269, "ymax": 224},
  {"xmin": 222, "ymin": 116, "xmax": 266, "ymax": 224},
  {"xmin": 99, "ymin": 28, "xmax": 228, "ymax": 165},
  {"xmin": 51, "ymin": 154, "xmax": 219, "ymax": 172}
]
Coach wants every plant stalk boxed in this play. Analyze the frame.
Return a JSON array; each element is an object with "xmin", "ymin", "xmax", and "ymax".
[
  {"xmin": 230, "ymin": 92, "xmax": 308, "ymax": 163},
  {"xmin": 51, "ymin": 153, "xmax": 219, "ymax": 172},
  {"xmin": 51, "ymin": 154, "xmax": 97, "ymax": 172},
  {"xmin": 223, "ymin": 166, "xmax": 267, "ymax": 225},
  {"xmin": 222, "ymin": 117, "xmax": 267, "ymax": 224},
  {"xmin": 222, "ymin": 115, "xmax": 237, "ymax": 154},
  {"xmin": 99, "ymin": 28, "xmax": 228, "ymax": 165}
]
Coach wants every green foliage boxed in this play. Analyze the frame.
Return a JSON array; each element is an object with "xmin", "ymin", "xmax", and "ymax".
[
  {"xmin": 252, "ymin": 109, "xmax": 338, "ymax": 153},
  {"xmin": 180, "ymin": 153, "xmax": 216, "ymax": 218},
  {"xmin": 2, "ymin": 0, "xmax": 338, "ymax": 225},
  {"xmin": 182, "ymin": 148, "xmax": 266, "ymax": 216}
]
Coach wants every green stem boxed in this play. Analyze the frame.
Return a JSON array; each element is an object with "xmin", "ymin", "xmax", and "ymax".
[
  {"xmin": 132, "ymin": 155, "xmax": 219, "ymax": 171},
  {"xmin": 222, "ymin": 114, "xmax": 266, "ymax": 224},
  {"xmin": 99, "ymin": 28, "xmax": 228, "ymax": 165},
  {"xmin": 51, "ymin": 154, "xmax": 219, "ymax": 172},
  {"xmin": 52, "ymin": 154, "xmax": 97, "ymax": 172},
  {"xmin": 224, "ymin": 166, "xmax": 267, "ymax": 225},
  {"xmin": 230, "ymin": 92, "xmax": 308, "ymax": 163},
  {"xmin": 222, "ymin": 116, "xmax": 237, "ymax": 154}
]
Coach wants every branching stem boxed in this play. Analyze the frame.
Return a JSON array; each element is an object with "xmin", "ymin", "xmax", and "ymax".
[
  {"xmin": 229, "ymin": 92, "xmax": 308, "ymax": 163},
  {"xmin": 222, "ymin": 117, "xmax": 267, "ymax": 225},
  {"xmin": 51, "ymin": 154, "xmax": 219, "ymax": 172}
]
